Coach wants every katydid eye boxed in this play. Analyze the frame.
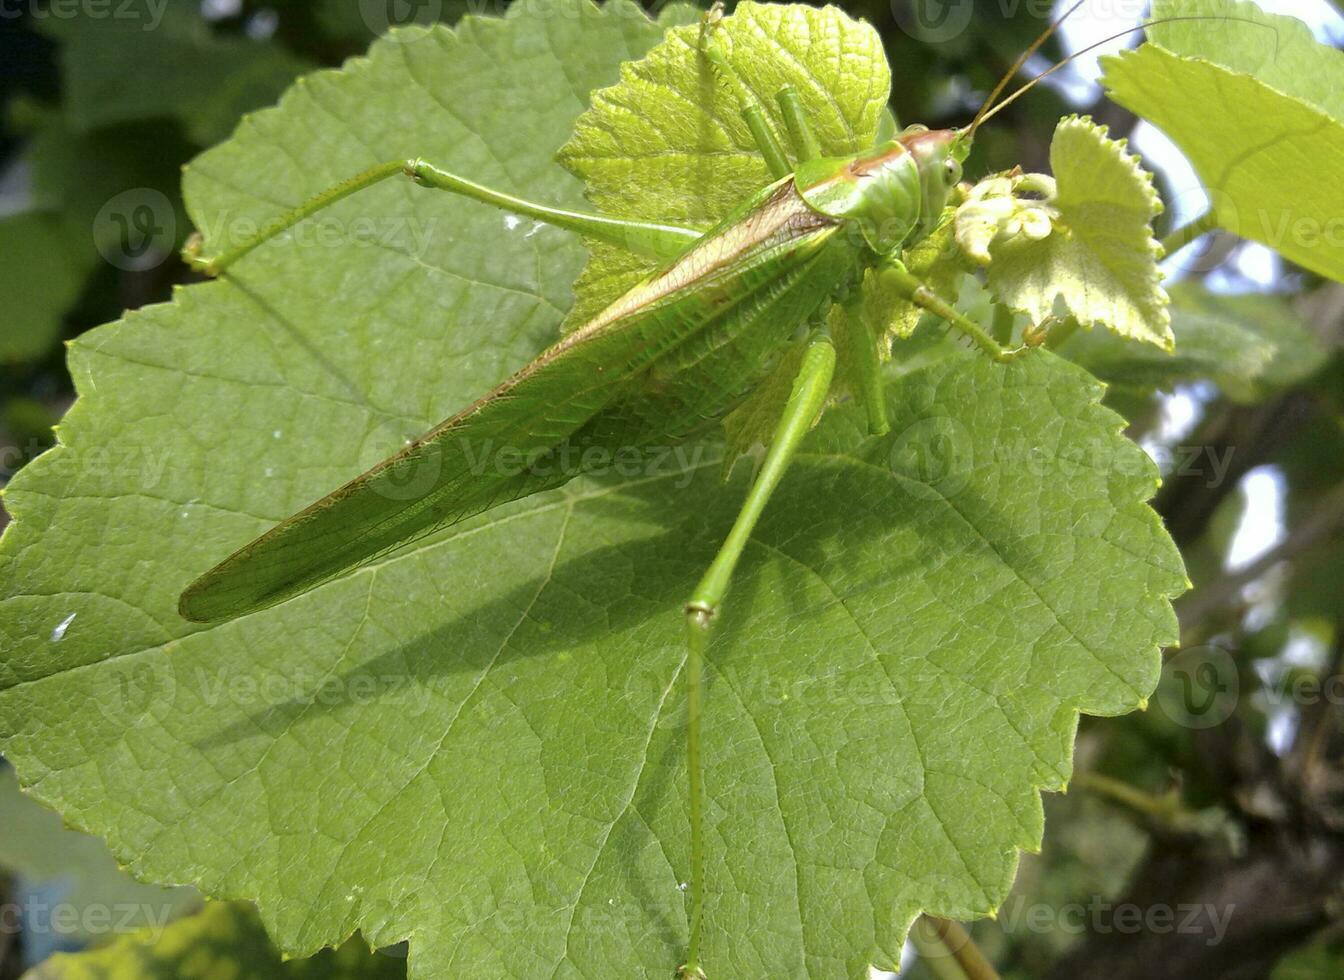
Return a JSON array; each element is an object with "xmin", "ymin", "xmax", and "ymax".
[{"xmin": 944, "ymin": 158, "xmax": 962, "ymax": 184}]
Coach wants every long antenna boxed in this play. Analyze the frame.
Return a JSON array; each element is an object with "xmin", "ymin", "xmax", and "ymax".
[
  {"xmin": 971, "ymin": 14, "xmax": 1280, "ymax": 133},
  {"xmin": 968, "ymin": 0, "xmax": 1089, "ymax": 140}
]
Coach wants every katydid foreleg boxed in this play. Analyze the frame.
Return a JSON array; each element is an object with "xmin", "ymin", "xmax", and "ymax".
[
  {"xmin": 776, "ymin": 87, "xmax": 822, "ymax": 165},
  {"xmin": 678, "ymin": 333, "xmax": 836, "ymax": 980},
  {"xmin": 700, "ymin": 16, "xmax": 792, "ymax": 180},
  {"xmin": 875, "ymin": 260, "xmax": 1034, "ymax": 362}
]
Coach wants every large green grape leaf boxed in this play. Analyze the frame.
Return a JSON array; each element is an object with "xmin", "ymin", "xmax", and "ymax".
[
  {"xmin": 556, "ymin": 0, "xmax": 890, "ymax": 325},
  {"xmin": 1148, "ymin": 0, "xmax": 1344, "ymax": 120},
  {"xmin": 1102, "ymin": 0, "xmax": 1344, "ymax": 282},
  {"xmin": 0, "ymin": 2, "xmax": 1184, "ymax": 977},
  {"xmin": 23, "ymin": 901, "xmax": 403, "ymax": 980}
]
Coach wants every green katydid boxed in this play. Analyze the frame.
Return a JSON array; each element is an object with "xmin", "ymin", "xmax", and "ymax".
[{"xmin": 175, "ymin": 3, "xmax": 1252, "ymax": 974}]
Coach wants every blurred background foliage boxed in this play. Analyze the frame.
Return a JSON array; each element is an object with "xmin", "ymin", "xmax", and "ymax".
[{"xmin": 1, "ymin": 0, "xmax": 1342, "ymax": 977}]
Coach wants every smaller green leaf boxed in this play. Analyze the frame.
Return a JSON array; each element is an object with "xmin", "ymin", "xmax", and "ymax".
[
  {"xmin": 22, "ymin": 901, "xmax": 404, "ymax": 980},
  {"xmin": 557, "ymin": 0, "xmax": 889, "ymax": 324},
  {"xmin": 972, "ymin": 116, "xmax": 1171, "ymax": 350},
  {"xmin": 1103, "ymin": 0, "xmax": 1344, "ymax": 282},
  {"xmin": 1171, "ymin": 285, "xmax": 1328, "ymax": 398},
  {"xmin": 1061, "ymin": 310, "xmax": 1266, "ymax": 393}
]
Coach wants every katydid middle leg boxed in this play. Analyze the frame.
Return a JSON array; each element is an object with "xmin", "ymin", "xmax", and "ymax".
[{"xmin": 677, "ymin": 334, "xmax": 836, "ymax": 980}]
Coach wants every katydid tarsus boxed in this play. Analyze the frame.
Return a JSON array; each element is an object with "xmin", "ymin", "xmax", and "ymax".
[{"xmin": 176, "ymin": 2, "xmax": 1257, "ymax": 974}]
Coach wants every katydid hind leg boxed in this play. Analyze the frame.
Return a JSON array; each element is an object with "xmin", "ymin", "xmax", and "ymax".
[
  {"xmin": 678, "ymin": 335, "xmax": 836, "ymax": 979},
  {"xmin": 185, "ymin": 158, "xmax": 700, "ymax": 276}
]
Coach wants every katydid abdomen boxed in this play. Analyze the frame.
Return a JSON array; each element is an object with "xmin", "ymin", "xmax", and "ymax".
[{"xmin": 179, "ymin": 179, "xmax": 854, "ymax": 623}]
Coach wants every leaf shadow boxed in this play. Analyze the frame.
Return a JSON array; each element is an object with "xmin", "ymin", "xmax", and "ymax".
[
  {"xmin": 193, "ymin": 442, "xmax": 1019, "ymax": 750},
  {"xmin": 186, "ymin": 443, "xmax": 1025, "ymax": 945}
]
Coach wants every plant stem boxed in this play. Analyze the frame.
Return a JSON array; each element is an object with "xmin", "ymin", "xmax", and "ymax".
[
  {"xmin": 1160, "ymin": 209, "xmax": 1219, "ymax": 256},
  {"xmin": 909, "ymin": 916, "xmax": 1002, "ymax": 980},
  {"xmin": 1073, "ymin": 771, "xmax": 1178, "ymax": 820}
]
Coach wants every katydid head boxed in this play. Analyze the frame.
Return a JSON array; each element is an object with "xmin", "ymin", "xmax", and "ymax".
[
  {"xmin": 903, "ymin": 126, "xmax": 969, "ymax": 241},
  {"xmin": 791, "ymin": 127, "xmax": 965, "ymax": 256}
]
